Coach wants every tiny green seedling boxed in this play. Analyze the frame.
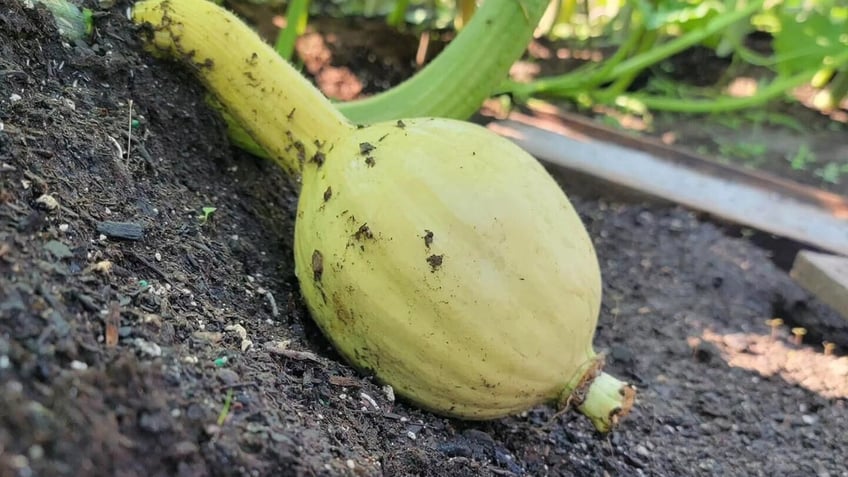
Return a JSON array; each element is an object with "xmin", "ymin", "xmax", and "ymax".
[
  {"xmin": 788, "ymin": 143, "xmax": 816, "ymax": 171},
  {"xmin": 717, "ymin": 140, "xmax": 767, "ymax": 162},
  {"xmin": 815, "ymin": 162, "xmax": 848, "ymax": 185},
  {"xmin": 217, "ymin": 388, "xmax": 234, "ymax": 426},
  {"xmin": 198, "ymin": 206, "xmax": 217, "ymax": 224}
]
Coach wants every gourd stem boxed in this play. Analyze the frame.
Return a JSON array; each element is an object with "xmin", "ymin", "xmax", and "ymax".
[
  {"xmin": 220, "ymin": 0, "xmax": 551, "ymax": 160},
  {"xmin": 338, "ymin": 0, "xmax": 550, "ymax": 123},
  {"xmin": 132, "ymin": 0, "xmax": 353, "ymax": 176},
  {"xmin": 558, "ymin": 356, "xmax": 634, "ymax": 433},
  {"xmin": 577, "ymin": 372, "xmax": 636, "ymax": 433}
]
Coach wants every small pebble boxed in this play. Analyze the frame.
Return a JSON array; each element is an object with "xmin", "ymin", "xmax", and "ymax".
[
  {"xmin": 35, "ymin": 194, "xmax": 59, "ymax": 210},
  {"xmin": 171, "ymin": 441, "xmax": 198, "ymax": 457},
  {"xmin": 8, "ymin": 454, "xmax": 28, "ymax": 469},
  {"xmin": 346, "ymin": 460, "xmax": 355, "ymax": 470},
  {"xmin": 217, "ymin": 368, "xmax": 240, "ymax": 386},
  {"xmin": 27, "ymin": 445, "xmax": 44, "ymax": 460},
  {"xmin": 133, "ymin": 338, "xmax": 162, "ymax": 357},
  {"xmin": 406, "ymin": 430, "xmax": 416, "ymax": 440},
  {"xmin": 6, "ymin": 381, "xmax": 23, "ymax": 394},
  {"xmin": 44, "ymin": 240, "xmax": 73, "ymax": 259},
  {"xmin": 69, "ymin": 360, "xmax": 88, "ymax": 371},
  {"xmin": 382, "ymin": 384, "xmax": 395, "ymax": 402}
]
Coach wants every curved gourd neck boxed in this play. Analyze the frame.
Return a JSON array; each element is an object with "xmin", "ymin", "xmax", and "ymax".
[{"xmin": 134, "ymin": 0, "xmax": 354, "ymax": 176}]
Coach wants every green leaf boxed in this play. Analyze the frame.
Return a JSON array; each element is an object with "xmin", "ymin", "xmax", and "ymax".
[
  {"xmin": 773, "ymin": 2, "xmax": 848, "ymax": 76},
  {"xmin": 37, "ymin": 0, "xmax": 91, "ymax": 41},
  {"xmin": 643, "ymin": 0, "xmax": 725, "ymax": 31}
]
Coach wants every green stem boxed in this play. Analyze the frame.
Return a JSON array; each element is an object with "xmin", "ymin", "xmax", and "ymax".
[
  {"xmin": 338, "ymin": 0, "xmax": 550, "ymax": 123},
  {"xmin": 217, "ymin": 389, "xmax": 234, "ymax": 426},
  {"xmin": 558, "ymin": 356, "xmax": 635, "ymax": 433},
  {"xmin": 508, "ymin": 6, "xmax": 647, "ymax": 99},
  {"xmin": 576, "ymin": 372, "xmax": 636, "ymax": 433},
  {"xmin": 226, "ymin": 0, "xmax": 549, "ymax": 160},
  {"xmin": 386, "ymin": 0, "xmax": 409, "ymax": 27},
  {"xmin": 603, "ymin": 0, "xmax": 764, "ymax": 83},
  {"xmin": 625, "ymin": 50, "xmax": 848, "ymax": 113},
  {"xmin": 513, "ymin": 0, "xmax": 764, "ymax": 100},
  {"xmin": 274, "ymin": 0, "xmax": 311, "ymax": 60},
  {"xmin": 813, "ymin": 68, "xmax": 848, "ymax": 110},
  {"xmin": 595, "ymin": 28, "xmax": 658, "ymax": 101},
  {"xmin": 811, "ymin": 66, "xmax": 836, "ymax": 89},
  {"xmin": 625, "ymin": 71, "xmax": 815, "ymax": 113},
  {"xmin": 828, "ymin": 69, "xmax": 848, "ymax": 104}
]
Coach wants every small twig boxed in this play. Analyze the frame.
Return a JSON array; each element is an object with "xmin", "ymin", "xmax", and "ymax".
[
  {"xmin": 218, "ymin": 381, "xmax": 259, "ymax": 391},
  {"xmin": 104, "ymin": 301, "xmax": 121, "ymax": 348},
  {"xmin": 488, "ymin": 468, "xmax": 517, "ymax": 477},
  {"xmin": 129, "ymin": 252, "xmax": 178, "ymax": 287},
  {"xmin": 126, "ymin": 99, "xmax": 134, "ymax": 159},
  {"xmin": 107, "ymin": 134, "xmax": 124, "ymax": 160},
  {"xmin": 59, "ymin": 205, "xmax": 80, "ymax": 219},
  {"xmin": 265, "ymin": 289, "xmax": 279, "ymax": 318},
  {"xmin": 359, "ymin": 392, "xmax": 379, "ymax": 410},
  {"xmin": 415, "ymin": 31, "xmax": 430, "ymax": 67},
  {"xmin": 268, "ymin": 348, "xmax": 322, "ymax": 362}
]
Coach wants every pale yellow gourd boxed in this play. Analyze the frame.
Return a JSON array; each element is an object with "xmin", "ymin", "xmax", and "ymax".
[{"xmin": 132, "ymin": 0, "xmax": 634, "ymax": 432}]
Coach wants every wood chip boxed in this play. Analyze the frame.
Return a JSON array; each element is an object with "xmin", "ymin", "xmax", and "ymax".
[
  {"xmin": 267, "ymin": 347, "xmax": 321, "ymax": 362},
  {"xmin": 790, "ymin": 250, "xmax": 848, "ymax": 320},
  {"xmin": 97, "ymin": 221, "xmax": 145, "ymax": 240},
  {"xmin": 104, "ymin": 302, "xmax": 120, "ymax": 347},
  {"xmin": 328, "ymin": 375, "xmax": 361, "ymax": 387}
]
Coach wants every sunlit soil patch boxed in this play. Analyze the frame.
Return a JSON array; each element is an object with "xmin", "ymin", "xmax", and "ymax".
[{"xmin": 694, "ymin": 329, "xmax": 848, "ymax": 399}]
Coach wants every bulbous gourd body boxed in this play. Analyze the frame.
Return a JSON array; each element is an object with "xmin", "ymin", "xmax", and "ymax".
[
  {"xmin": 131, "ymin": 0, "xmax": 631, "ymax": 431},
  {"xmin": 294, "ymin": 118, "xmax": 603, "ymax": 418}
]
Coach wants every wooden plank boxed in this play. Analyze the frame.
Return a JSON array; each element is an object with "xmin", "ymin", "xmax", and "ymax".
[
  {"xmin": 790, "ymin": 251, "xmax": 848, "ymax": 320},
  {"xmin": 519, "ymin": 102, "xmax": 848, "ymax": 213},
  {"xmin": 486, "ymin": 118, "xmax": 848, "ymax": 257}
]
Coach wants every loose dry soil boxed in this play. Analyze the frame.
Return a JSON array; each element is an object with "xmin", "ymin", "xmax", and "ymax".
[{"xmin": 1, "ymin": 2, "xmax": 847, "ymax": 476}]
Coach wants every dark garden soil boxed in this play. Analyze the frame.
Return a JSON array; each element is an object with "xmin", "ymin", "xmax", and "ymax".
[{"xmin": 1, "ymin": 2, "xmax": 847, "ymax": 476}]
